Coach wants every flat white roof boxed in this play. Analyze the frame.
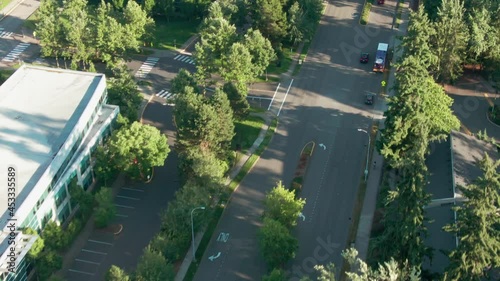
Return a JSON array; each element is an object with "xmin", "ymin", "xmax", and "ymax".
[
  {"xmin": 0, "ymin": 65, "xmax": 104, "ymax": 221},
  {"xmin": 378, "ymin": 43, "xmax": 389, "ymax": 51}
]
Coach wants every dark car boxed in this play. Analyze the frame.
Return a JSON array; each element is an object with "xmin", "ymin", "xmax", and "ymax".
[
  {"xmin": 377, "ymin": 0, "xmax": 385, "ymax": 4},
  {"xmin": 360, "ymin": 53, "xmax": 369, "ymax": 63},
  {"xmin": 365, "ymin": 94, "xmax": 374, "ymax": 105}
]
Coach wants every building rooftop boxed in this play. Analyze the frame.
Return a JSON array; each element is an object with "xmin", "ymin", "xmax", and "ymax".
[
  {"xmin": 0, "ymin": 65, "xmax": 104, "ymax": 223},
  {"xmin": 451, "ymin": 130, "xmax": 499, "ymax": 194}
]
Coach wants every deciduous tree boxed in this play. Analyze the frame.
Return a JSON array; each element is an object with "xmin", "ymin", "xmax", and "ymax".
[
  {"xmin": 107, "ymin": 63, "xmax": 143, "ymax": 122},
  {"xmin": 108, "ymin": 122, "xmax": 169, "ymax": 179},
  {"xmin": 223, "ymin": 82, "xmax": 250, "ymax": 120},
  {"xmin": 263, "ymin": 181, "xmax": 305, "ymax": 229},
  {"xmin": 258, "ymin": 217, "xmax": 298, "ymax": 268},
  {"xmin": 106, "ymin": 265, "xmax": 130, "ymax": 281},
  {"xmin": 94, "ymin": 187, "xmax": 116, "ymax": 228},
  {"xmin": 135, "ymin": 247, "xmax": 175, "ymax": 281}
]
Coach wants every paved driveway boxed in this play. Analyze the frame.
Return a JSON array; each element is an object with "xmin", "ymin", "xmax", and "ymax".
[
  {"xmin": 63, "ymin": 98, "xmax": 181, "ymax": 280},
  {"xmin": 193, "ymin": 0, "xmax": 398, "ymax": 280}
]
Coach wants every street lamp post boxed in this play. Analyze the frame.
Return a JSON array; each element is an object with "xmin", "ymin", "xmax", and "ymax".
[
  {"xmin": 358, "ymin": 129, "xmax": 371, "ymax": 182},
  {"xmin": 191, "ymin": 206, "xmax": 205, "ymax": 262}
]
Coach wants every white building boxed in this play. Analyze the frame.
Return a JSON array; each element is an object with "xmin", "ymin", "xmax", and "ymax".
[{"xmin": 0, "ymin": 65, "xmax": 119, "ymax": 281}]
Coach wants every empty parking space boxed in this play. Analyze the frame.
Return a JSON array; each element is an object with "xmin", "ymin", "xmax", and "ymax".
[
  {"xmin": 66, "ymin": 234, "xmax": 115, "ymax": 280},
  {"xmin": 112, "ymin": 187, "xmax": 146, "ymax": 218}
]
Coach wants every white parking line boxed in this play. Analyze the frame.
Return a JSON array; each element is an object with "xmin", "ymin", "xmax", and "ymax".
[
  {"xmin": 116, "ymin": 214, "xmax": 128, "ymax": 218},
  {"xmin": 121, "ymin": 187, "xmax": 144, "ymax": 192},
  {"xmin": 267, "ymin": 83, "xmax": 281, "ymax": 110},
  {"xmin": 116, "ymin": 195, "xmax": 140, "ymax": 201},
  {"xmin": 75, "ymin": 258, "xmax": 100, "ymax": 265},
  {"xmin": 88, "ymin": 239, "xmax": 113, "ymax": 246},
  {"xmin": 68, "ymin": 269, "xmax": 94, "ymax": 276},
  {"xmin": 115, "ymin": 204, "xmax": 135, "ymax": 209},
  {"xmin": 81, "ymin": 249, "xmax": 107, "ymax": 255}
]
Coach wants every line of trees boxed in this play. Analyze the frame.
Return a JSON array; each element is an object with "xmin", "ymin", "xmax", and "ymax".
[
  {"xmin": 35, "ymin": 0, "xmax": 153, "ymax": 69},
  {"xmin": 374, "ymin": 0, "xmax": 461, "ymax": 276},
  {"xmin": 373, "ymin": 1, "xmax": 500, "ymax": 280},
  {"xmin": 260, "ymin": 181, "xmax": 305, "ymax": 280},
  {"xmin": 421, "ymin": 0, "xmax": 500, "ymax": 84}
]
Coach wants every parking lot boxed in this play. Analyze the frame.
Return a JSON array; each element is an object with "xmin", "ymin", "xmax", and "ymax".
[{"xmin": 65, "ymin": 186, "xmax": 147, "ymax": 280}]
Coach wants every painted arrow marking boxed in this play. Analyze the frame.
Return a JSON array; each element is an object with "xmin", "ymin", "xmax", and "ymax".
[
  {"xmin": 298, "ymin": 212, "xmax": 306, "ymax": 221},
  {"xmin": 319, "ymin": 143, "xmax": 326, "ymax": 150},
  {"xmin": 208, "ymin": 252, "xmax": 221, "ymax": 261}
]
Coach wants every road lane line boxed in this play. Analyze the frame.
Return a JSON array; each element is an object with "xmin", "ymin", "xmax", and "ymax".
[
  {"xmin": 116, "ymin": 214, "xmax": 128, "ymax": 218},
  {"xmin": 81, "ymin": 249, "xmax": 107, "ymax": 255},
  {"xmin": 116, "ymin": 195, "xmax": 140, "ymax": 201},
  {"xmin": 75, "ymin": 258, "xmax": 100, "ymax": 265},
  {"xmin": 277, "ymin": 79, "xmax": 294, "ymax": 116},
  {"xmin": 115, "ymin": 204, "xmax": 135, "ymax": 209},
  {"xmin": 88, "ymin": 239, "xmax": 113, "ymax": 246},
  {"xmin": 121, "ymin": 187, "xmax": 144, "ymax": 192},
  {"xmin": 267, "ymin": 83, "xmax": 281, "ymax": 110},
  {"xmin": 68, "ymin": 269, "xmax": 94, "ymax": 276}
]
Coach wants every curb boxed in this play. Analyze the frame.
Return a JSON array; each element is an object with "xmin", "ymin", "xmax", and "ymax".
[{"xmin": 486, "ymin": 111, "xmax": 500, "ymax": 129}]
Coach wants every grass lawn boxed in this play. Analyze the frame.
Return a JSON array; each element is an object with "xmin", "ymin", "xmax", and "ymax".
[
  {"xmin": 23, "ymin": 8, "xmax": 39, "ymax": 31},
  {"xmin": 152, "ymin": 18, "xmax": 200, "ymax": 50},
  {"xmin": 0, "ymin": 0, "xmax": 14, "ymax": 14},
  {"xmin": 231, "ymin": 115, "xmax": 265, "ymax": 152},
  {"xmin": 266, "ymin": 47, "xmax": 294, "ymax": 76}
]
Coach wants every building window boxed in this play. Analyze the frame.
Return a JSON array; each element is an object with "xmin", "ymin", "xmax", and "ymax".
[
  {"xmin": 41, "ymin": 210, "xmax": 53, "ymax": 229},
  {"xmin": 55, "ymin": 187, "xmax": 67, "ymax": 208},
  {"xmin": 82, "ymin": 172, "xmax": 93, "ymax": 191},
  {"xmin": 58, "ymin": 203, "xmax": 70, "ymax": 224},
  {"xmin": 80, "ymin": 154, "xmax": 91, "ymax": 174}
]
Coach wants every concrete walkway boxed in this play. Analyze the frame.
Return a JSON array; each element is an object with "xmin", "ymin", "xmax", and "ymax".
[{"xmin": 354, "ymin": 0, "xmax": 411, "ymax": 260}]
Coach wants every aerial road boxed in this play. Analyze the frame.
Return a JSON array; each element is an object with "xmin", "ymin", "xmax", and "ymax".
[{"xmin": 193, "ymin": 0, "xmax": 398, "ymax": 280}]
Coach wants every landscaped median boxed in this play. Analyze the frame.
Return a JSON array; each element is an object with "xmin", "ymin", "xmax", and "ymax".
[
  {"xmin": 291, "ymin": 141, "xmax": 315, "ymax": 195},
  {"xmin": 360, "ymin": 0, "xmax": 374, "ymax": 25},
  {"xmin": 183, "ymin": 118, "xmax": 279, "ymax": 281}
]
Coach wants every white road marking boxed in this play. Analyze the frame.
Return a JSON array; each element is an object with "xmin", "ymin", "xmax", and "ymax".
[
  {"xmin": 75, "ymin": 258, "xmax": 100, "ymax": 265},
  {"xmin": 68, "ymin": 269, "xmax": 94, "ymax": 276},
  {"xmin": 88, "ymin": 239, "xmax": 113, "ymax": 246},
  {"xmin": 277, "ymin": 79, "xmax": 294, "ymax": 116},
  {"xmin": 81, "ymin": 249, "xmax": 107, "ymax": 255}
]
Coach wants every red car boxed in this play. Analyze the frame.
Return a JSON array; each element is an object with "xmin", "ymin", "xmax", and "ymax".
[
  {"xmin": 377, "ymin": 0, "xmax": 384, "ymax": 4},
  {"xmin": 360, "ymin": 53, "xmax": 369, "ymax": 63}
]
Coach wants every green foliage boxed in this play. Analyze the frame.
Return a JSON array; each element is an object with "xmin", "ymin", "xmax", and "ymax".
[
  {"xmin": 108, "ymin": 121, "xmax": 169, "ymax": 179},
  {"xmin": 42, "ymin": 221, "xmax": 68, "ymax": 251},
  {"xmin": 171, "ymin": 69, "xmax": 199, "ymax": 95},
  {"xmin": 432, "ymin": 0, "xmax": 468, "ymax": 82},
  {"xmin": 253, "ymin": 0, "xmax": 288, "ymax": 45},
  {"xmin": 378, "ymin": 55, "xmax": 459, "ymax": 168},
  {"xmin": 371, "ymin": 163, "xmax": 431, "ymax": 267},
  {"xmin": 443, "ymin": 155, "xmax": 500, "ymax": 281},
  {"xmin": 35, "ymin": 250, "xmax": 63, "ymax": 281},
  {"xmin": 35, "ymin": 0, "xmax": 153, "ymax": 69},
  {"xmin": 263, "ymin": 181, "xmax": 305, "ymax": 229},
  {"xmin": 135, "ymin": 247, "xmax": 175, "ymax": 281},
  {"xmin": 243, "ymin": 29, "xmax": 276, "ymax": 78},
  {"xmin": 360, "ymin": 0, "xmax": 373, "ymax": 25},
  {"xmin": 68, "ymin": 178, "xmax": 94, "ymax": 219},
  {"xmin": 342, "ymin": 248, "xmax": 421, "ymax": 281},
  {"xmin": 220, "ymin": 42, "xmax": 255, "ymax": 84},
  {"xmin": 106, "ymin": 265, "xmax": 130, "ymax": 281},
  {"xmin": 262, "ymin": 268, "xmax": 286, "ymax": 281},
  {"xmin": 401, "ymin": 5, "xmax": 438, "ymax": 70},
  {"xmin": 107, "ymin": 63, "xmax": 143, "ymax": 122},
  {"xmin": 94, "ymin": 187, "xmax": 116, "ymax": 228},
  {"xmin": 92, "ymin": 146, "xmax": 118, "ymax": 186},
  {"xmin": 223, "ymin": 82, "xmax": 250, "ymax": 120},
  {"xmin": 174, "ymin": 86, "xmax": 234, "ymax": 180},
  {"xmin": 258, "ymin": 217, "xmax": 298, "ymax": 268},
  {"xmin": 315, "ymin": 262, "xmax": 337, "ymax": 281},
  {"xmin": 24, "ymin": 228, "xmax": 44, "ymax": 260}
]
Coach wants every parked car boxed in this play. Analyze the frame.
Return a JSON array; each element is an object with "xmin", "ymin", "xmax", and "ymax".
[
  {"xmin": 365, "ymin": 94, "xmax": 374, "ymax": 105},
  {"xmin": 360, "ymin": 53, "xmax": 369, "ymax": 63},
  {"xmin": 377, "ymin": 0, "xmax": 385, "ymax": 4}
]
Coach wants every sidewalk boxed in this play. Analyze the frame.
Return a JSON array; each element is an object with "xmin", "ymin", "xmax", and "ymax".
[
  {"xmin": 354, "ymin": 0, "xmax": 411, "ymax": 260},
  {"xmin": 0, "ymin": 0, "xmax": 24, "ymax": 21}
]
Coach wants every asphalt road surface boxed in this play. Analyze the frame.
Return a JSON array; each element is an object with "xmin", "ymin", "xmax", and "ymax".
[{"xmin": 193, "ymin": 0, "xmax": 397, "ymax": 280}]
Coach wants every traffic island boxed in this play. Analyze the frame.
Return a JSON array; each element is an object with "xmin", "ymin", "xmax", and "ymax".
[{"xmin": 291, "ymin": 141, "xmax": 315, "ymax": 196}]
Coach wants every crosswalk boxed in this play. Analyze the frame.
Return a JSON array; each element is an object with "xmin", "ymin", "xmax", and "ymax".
[
  {"xmin": 135, "ymin": 57, "xmax": 159, "ymax": 78},
  {"xmin": 155, "ymin": 89, "xmax": 175, "ymax": 101},
  {"xmin": 0, "ymin": 28, "xmax": 13, "ymax": 38},
  {"xmin": 2, "ymin": 43, "xmax": 30, "ymax": 62},
  {"xmin": 173, "ymin": 54, "xmax": 195, "ymax": 65}
]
